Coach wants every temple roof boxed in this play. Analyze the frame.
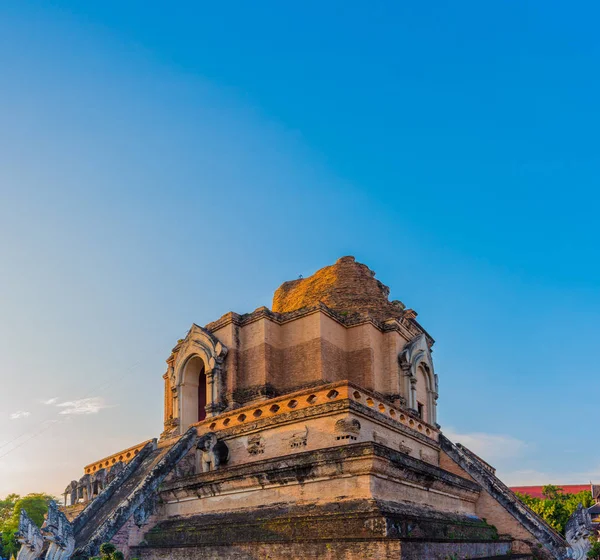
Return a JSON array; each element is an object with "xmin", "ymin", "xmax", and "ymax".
[
  {"xmin": 272, "ymin": 256, "xmax": 408, "ymax": 323},
  {"xmin": 510, "ymin": 485, "xmax": 592, "ymax": 500}
]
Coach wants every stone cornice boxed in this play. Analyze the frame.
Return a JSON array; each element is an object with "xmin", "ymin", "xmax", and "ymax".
[
  {"xmin": 205, "ymin": 302, "xmax": 434, "ymax": 346},
  {"xmin": 159, "ymin": 441, "xmax": 480, "ymax": 498}
]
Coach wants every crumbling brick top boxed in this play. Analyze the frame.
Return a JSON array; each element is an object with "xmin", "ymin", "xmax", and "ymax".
[{"xmin": 272, "ymin": 256, "xmax": 407, "ymax": 323}]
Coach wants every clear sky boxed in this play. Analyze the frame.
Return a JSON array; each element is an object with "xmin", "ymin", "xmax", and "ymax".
[{"xmin": 1, "ymin": 1, "xmax": 599, "ymax": 497}]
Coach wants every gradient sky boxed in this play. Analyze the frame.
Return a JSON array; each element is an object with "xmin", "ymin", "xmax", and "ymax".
[{"xmin": 1, "ymin": 1, "xmax": 599, "ymax": 498}]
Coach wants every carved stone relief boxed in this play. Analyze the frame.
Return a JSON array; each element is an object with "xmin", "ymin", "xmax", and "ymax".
[
  {"xmin": 42, "ymin": 500, "xmax": 75, "ymax": 560},
  {"xmin": 173, "ymin": 450, "xmax": 196, "ymax": 479},
  {"xmin": 335, "ymin": 418, "xmax": 360, "ymax": 441},
  {"xmin": 565, "ymin": 503, "xmax": 593, "ymax": 560},
  {"xmin": 373, "ymin": 431, "xmax": 388, "ymax": 446},
  {"xmin": 419, "ymin": 448, "xmax": 436, "ymax": 465},
  {"xmin": 288, "ymin": 426, "xmax": 308, "ymax": 449},
  {"xmin": 133, "ymin": 494, "xmax": 158, "ymax": 528},
  {"xmin": 246, "ymin": 434, "xmax": 265, "ymax": 455},
  {"xmin": 398, "ymin": 441, "xmax": 411, "ymax": 455},
  {"xmin": 16, "ymin": 508, "xmax": 44, "ymax": 560}
]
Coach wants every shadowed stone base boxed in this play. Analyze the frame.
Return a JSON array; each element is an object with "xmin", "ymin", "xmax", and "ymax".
[{"xmin": 132, "ymin": 500, "xmax": 512, "ymax": 560}]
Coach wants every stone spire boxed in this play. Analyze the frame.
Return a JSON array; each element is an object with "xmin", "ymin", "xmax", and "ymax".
[{"xmin": 272, "ymin": 256, "xmax": 407, "ymax": 322}]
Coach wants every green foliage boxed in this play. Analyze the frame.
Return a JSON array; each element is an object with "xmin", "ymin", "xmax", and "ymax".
[
  {"xmin": 99, "ymin": 543, "xmax": 117, "ymax": 555},
  {"xmin": 0, "ymin": 493, "xmax": 55, "ymax": 558},
  {"xmin": 0, "ymin": 494, "xmax": 19, "ymax": 526},
  {"xmin": 588, "ymin": 535, "xmax": 600, "ymax": 559},
  {"xmin": 97, "ymin": 542, "xmax": 131, "ymax": 560},
  {"xmin": 515, "ymin": 484, "xmax": 594, "ymax": 535},
  {"xmin": 0, "ymin": 494, "xmax": 19, "ymax": 557}
]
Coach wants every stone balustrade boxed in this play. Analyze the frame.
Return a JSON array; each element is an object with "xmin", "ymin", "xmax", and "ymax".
[
  {"xmin": 193, "ymin": 381, "xmax": 439, "ymax": 442},
  {"xmin": 84, "ymin": 440, "xmax": 153, "ymax": 475}
]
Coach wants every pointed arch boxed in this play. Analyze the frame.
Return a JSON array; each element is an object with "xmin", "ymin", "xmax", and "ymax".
[{"xmin": 168, "ymin": 324, "xmax": 228, "ymax": 433}]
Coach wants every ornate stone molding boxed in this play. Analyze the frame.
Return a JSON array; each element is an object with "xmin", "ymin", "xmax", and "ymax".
[
  {"xmin": 42, "ymin": 500, "xmax": 75, "ymax": 560},
  {"xmin": 170, "ymin": 323, "xmax": 229, "ymax": 432},
  {"xmin": 565, "ymin": 504, "xmax": 593, "ymax": 559},
  {"xmin": 399, "ymin": 334, "xmax": 438, "ymax": 425},
  {"xmin": 16, "ymin": 508, "xmax": 44, "ymax": 559}
]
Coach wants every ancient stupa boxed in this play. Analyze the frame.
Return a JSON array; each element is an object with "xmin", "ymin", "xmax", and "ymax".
[{"xmin": 17, "ymin": 257, "xmax": 570, "ymax": 559}]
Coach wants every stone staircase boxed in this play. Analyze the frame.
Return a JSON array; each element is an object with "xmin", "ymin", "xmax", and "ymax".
[
  {"xmin": 71, "ymin": 428, "xmax": 198, "ymax": 557},
  {"xmin": 440, "ymin": 434, "xmax": 568, "ymax": 560}
]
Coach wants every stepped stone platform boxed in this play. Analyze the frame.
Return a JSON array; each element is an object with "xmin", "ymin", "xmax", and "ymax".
[{"xmin": 132, "ymin": 500, "xmax": 512, "ymax": 560}]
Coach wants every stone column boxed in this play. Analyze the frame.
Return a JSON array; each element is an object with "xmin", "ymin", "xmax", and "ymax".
[
  {"xmin": 163, "ymin": 372, "xmax": 170, "ymax": 425},
  {"xmin": 171, "ymin": 386, "xmax": 177, "ymax": 421},
  {"xmin": 205, "ymin": 366, "xmax": 226, "ymax": 417},
  {"xmin": 206, "ymin": 369, "xmax": 216, "ymax": 417},
  {"xmin": 400, "ymin": 364, "xmax": 413, "ymax": 410},
  {"xmin": 427, "ymin": 389, "xmax": 436, "ymax": 425}
]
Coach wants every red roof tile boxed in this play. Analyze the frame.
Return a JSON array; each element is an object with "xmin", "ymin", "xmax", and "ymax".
[{"xmin": 511, "ymin": 485, "xmax": 591, "ymax": 499}]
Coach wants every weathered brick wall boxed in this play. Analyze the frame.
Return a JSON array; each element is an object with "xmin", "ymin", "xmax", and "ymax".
[
  {"xmin": 111, "ymin": 514, "xmax": 159, "ymax": 558},
  {"xmin": 439, "ymin": 448, "xmax": 476, "ymax": 481}
]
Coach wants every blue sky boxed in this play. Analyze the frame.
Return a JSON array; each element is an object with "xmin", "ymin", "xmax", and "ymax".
[{"xmin": 1, "ymin": 1, "xmax": 599, "ymax": 496}]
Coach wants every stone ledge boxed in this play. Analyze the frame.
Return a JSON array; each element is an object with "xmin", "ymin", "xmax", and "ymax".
[
  {"xmin": 159, "ymin": 441, "xmax": 480, "ymax": 501},
  {"xmin": 205, "ymin": 301, "xmax": 434, "ymax": 347}
]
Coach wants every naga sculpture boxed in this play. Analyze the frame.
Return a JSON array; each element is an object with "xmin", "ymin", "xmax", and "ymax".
[
  {"xmin": 42, "ymin": 500, "xmax": 75, "ymax": 560},
  {"xmin": 16, "ymin": 509, "xmax": 44, "ymax": 560},
  {"xmin": 565, "ymin": 503, "xmax": 593, "ymax": 560}
]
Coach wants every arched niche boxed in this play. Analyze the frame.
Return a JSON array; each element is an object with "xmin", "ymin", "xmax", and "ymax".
[
  {"xmin": 416, "ymin": 363, "xmax": 436, "ymax": 423},
  {"xmin": 180, "ymin": 355, "xmax": 208, "ymax": 429},
  {"xmin": 169, "ymin": 323, "xmax": 228, "ymax": 434},
  {"xmin": 399, "ymin": 333, "xmax": 438, "ymax": 425}
]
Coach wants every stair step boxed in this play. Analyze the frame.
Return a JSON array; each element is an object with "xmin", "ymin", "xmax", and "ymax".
[{"xmin": 476, "ymin": 554, "xmax": 533, "ymax": 560}]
